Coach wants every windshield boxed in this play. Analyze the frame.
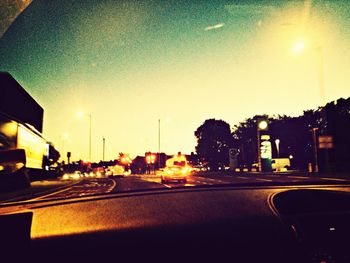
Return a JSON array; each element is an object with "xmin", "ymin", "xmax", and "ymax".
[
  {"xmin": 0, "ymin": 0, "xmax": 350, "ymax": 204},
  {"xmin": 173, "ymin": 161, "xmax": 186, "ymax": 167}
]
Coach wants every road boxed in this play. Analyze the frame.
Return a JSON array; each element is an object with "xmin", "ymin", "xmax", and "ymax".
[{"xmin": 1, "ymin": 171, "xmax": 350, "ymax": 203}]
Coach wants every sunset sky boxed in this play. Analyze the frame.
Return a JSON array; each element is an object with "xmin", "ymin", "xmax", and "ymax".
[{"xmin": 1, "ymin": 0, "xmax": 349, "ymax": 161}]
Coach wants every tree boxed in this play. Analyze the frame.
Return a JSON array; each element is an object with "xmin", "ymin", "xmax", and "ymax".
[
  {"xmin": 195, "ymin": 119, "xmax": 234, "ymax": 169},
  {"xmin": 232, "ymin": 115, "xmax": 269, "ymax": 166}
]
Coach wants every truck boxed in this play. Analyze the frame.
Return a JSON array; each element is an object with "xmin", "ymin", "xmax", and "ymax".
[{"xmin": 0, "ymin": 112, "xmax": 55, "ymax": 188}]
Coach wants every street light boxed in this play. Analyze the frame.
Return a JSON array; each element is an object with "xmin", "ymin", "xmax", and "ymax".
[
  {"xmin": 60, "ymin": 132, "xmax": 69, "ymax": 162},
  {"xmin": 291, "ymin": 40, "xmax": 325, "ymax": 105},
  {"xmin": 158, "ymin": 119, "xmax": 161, "ymax": 168},
  {"xmin": 257, "ymin": 119, "xmax": 269, "ymax": 172},
  {"xmin": 275, "ymin": 139, "xmax": 280, "ymax": 158},
  {"xmin": 291, "ymin": 41, "xmax": 328, "ymax": 171},
  {"xmin": 76, "ymin": 111, "xmax": 92, "ymax": 162},
  {"xmin": 258, "ymin": 120, "xmax": 268, "ymax": 130},
  {"xmin": 291, "ymin": 39, "xmax": 305, "ymax": 55},
  {"xmin": 312, "ymin": 127, "xmax": 319, "ymax": 173}
]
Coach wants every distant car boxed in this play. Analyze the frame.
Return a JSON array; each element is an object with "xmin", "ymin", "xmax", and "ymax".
[
  {"xmin": 108, "ymin": 165, "xmax": 129, "ymax": 177},
  {"xmin": 161, "ymin": 154, "xmax": 190, "ymax": 184},
  {"xmin": 271, "ymin": 158, "xmax": 290, "ymax": 172},
  {"xmin": 62, "ymin": 170, "xmax": 83, "ymax": 180},
  {"xmin": 161, "ymin": 166, "xmax": 190, "ymax": 184},
  {"xmin": 251, "ymin": 158, "xmax": 291, "ymax": 172}
]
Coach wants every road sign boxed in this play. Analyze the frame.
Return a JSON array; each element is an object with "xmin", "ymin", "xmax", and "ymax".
[
  {"xmin": 260, "ymin": 141, "xmax": 272, "ymax": 159},
  {"xmin": 318, "ymin": 136, "xmax": 333, "ymax": 149}
]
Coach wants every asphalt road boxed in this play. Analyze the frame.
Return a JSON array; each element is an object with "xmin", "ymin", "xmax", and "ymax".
[{"xmin": 1, "ymin": 172, "xmax": 350, "ymax": 203}]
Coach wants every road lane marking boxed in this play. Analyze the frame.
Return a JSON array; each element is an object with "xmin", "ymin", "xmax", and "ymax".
[
  {"xmin": 319, "ymin": 177, "xmax": 348, "ymax": 181},
  {"xmin": 205, "ymin": 178, "xmax": 218, "ymax": 182},
  {"xmin": 29, "ymin": 186, "xmax": 74, "ymax": 201},
  {"xmin": 256, "ymin": 178, "xmax": 273, "ymax": 182},
  {"xmin": 237, "ymin": 177, "xmax": 249, "ymax": 180},
  {"xmin": 106, "ymin": 179, "xmax": 117, "ymax": 193},
  {"xmin": 287, "ymin": 176, "xmax": 311, "ymax": 179}
]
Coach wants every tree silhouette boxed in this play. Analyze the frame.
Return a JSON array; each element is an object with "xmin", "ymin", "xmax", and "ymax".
[{"xmin": 195, "ymin": 119, "xmax": 234, "ymax": 169}]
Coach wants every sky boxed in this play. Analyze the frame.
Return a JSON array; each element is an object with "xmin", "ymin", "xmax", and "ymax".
[{"xmin": 1, "ymin": 0, "xmax": 350, "ymax": 162}]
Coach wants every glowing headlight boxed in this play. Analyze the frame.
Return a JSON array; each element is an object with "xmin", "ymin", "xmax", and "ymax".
[
  {"xmin": 62, "ymin": 174, "xmax": 69, "ymax": 180},
  {"xmin": 166, "ymin": 169, "xmax": 174, "ymax": 175}
]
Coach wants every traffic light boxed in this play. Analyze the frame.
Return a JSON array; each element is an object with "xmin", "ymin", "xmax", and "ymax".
[{"xmin": 145, "ymin": 152, "xmax": 156, "ymax": 164}]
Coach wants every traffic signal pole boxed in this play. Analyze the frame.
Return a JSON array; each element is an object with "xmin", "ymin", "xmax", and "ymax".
[
  {"xmin": 312, "ymin": 128, "xmax": 319, "ymax": 173},
  {"xmin": 158, "ymin": 119, "xmax": 161, "ymax": 168},
  {"xmin": 257, "ymin": 128, "xmax": 262, "ymax": 172}
]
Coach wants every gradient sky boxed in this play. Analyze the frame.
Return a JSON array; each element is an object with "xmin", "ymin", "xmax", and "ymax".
[{"xmin": 1, "ymin": 0, "xmax": 350, "ymax": 161}]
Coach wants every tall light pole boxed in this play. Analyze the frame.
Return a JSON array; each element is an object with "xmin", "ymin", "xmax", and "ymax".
[
  {"xmin": 292, "ymin": 41, "xmax": 329, "ymax": 172},
  {"xmin": 102, "ymin": 137, "xmax": 105, "ymax": 161},
  {"xmin": 63, "ymin": 133, "xmax": 69, "ymax": 162},
  {"xmin": 77, "ymin": 111, "xmax": 92, "ymax": 162},
  {"xmin": 275, "ymin": 139, "xmax": 280, "ymax": 158},
  {"xmin": 292, "ymin": 40, "xmax": 325, "ymax": 105},
  {"xmin": 312, "ymin": 128, "xmax": 319, "ymax": 173},
  {"xmin": 158, "ymin": 119, "xmax": 161, "ymax": 168},
  {"xmin": 89, "ymin": 113, "xmax": 92, "ymax": 162}
]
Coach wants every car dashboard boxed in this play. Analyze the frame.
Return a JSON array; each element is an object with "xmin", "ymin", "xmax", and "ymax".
[{"xmin": 1, "ymin": 185, "xmax": 350, "ymax": 262}]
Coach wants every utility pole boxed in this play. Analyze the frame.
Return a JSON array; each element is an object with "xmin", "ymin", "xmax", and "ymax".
[
  {"xmin": 103, "ymin": 137, "xmax": 105, "ymax": 161},
  {"xmin": 257, "ymin": 128, "xmax": 261, "ymax": 172},
  {"xmin": 312, "ymin": 128, "xmax": 319, "ymax": 173},
  {"xmin": 158, "ymin": 119, "xmax": 161, "ymax": 168},
  {"xmin": 89, "ymin": 113, "xmax": 92, "ymax": 162}
]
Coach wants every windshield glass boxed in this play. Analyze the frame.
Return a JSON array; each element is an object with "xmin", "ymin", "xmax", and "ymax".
[
  {"xmin": 0, "ymin": 0, "xmax": 350, "ymax": 203},
  {"xmin": 173, "ymin": 161, "xmax": 186, "ymax": 167}
]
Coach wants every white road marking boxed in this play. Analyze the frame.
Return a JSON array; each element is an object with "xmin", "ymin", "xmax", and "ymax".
[
  {"xmin": 194, "ymin": 180, "xmax": 204, "ymax": 184},
  {"xmin": 256, "ymin": 178, "xmax": 273, "ymax": 182},
  {"xmin": 205, "ymin": 178, "xmax": 218, "ymax": 182},
  {"xmin": 29, "ymin": 186, "xmax": 74, "ymax": 201},
  {"xmin": 287, "ymin": 176, "xmax": 311, "ymax": 179},
  {"xmin": 106, "ymin": 179, "xmax": 117, "ymax": 193},
  {"xmin": 237, "ymin": 176, "xmax": 249, "ymax": 180},
  {"xmin": 319, "ymin": 177, "xmax": 348, "ymax": 181}
]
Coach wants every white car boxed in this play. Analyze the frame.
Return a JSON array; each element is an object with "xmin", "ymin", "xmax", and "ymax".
[{"xmin": 161, "ymin": 165, "xmax": 190, "ymax": 184}]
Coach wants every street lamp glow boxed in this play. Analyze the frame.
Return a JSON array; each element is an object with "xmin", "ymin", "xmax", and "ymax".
[
  {"xmin": 258, "ymin": 120, "xmax": 268, "ymax": 130},
  {"xmin": 63, "ymin": 132, "xmax": 69, "ymax": 139},
  {"xmin": 292, "ymin": 40, "xmax": 305, "ymax": 54},
  {"xmin": 76, "ymin": 110, "xmax": 84, "ymax": 118},
  {"xmin": 275, "ymin": 139, "xmax": 280, "ymax": 158}
]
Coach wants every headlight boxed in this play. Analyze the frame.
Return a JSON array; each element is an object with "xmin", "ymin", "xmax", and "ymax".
[
  {"xmin": 166, "ymin": 169, "xmax": 173, "ymax": 175},
  {"xmin": 62, "ymin": 174, "xmax": 69, "ymax": 180},
  {"xmin": 182, "ymin": 168, "xmax": 190, "ymax": 175}
]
